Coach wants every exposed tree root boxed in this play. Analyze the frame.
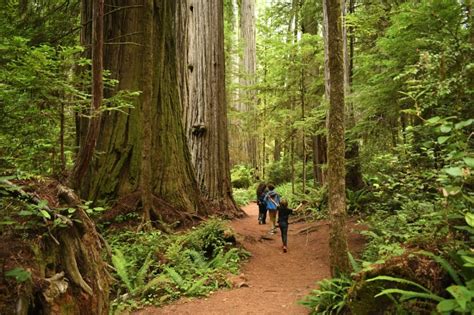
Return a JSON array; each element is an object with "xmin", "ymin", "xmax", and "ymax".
[
  {"xmin": 60, "ymin": 234, "xmax": 93, "ymax": 295},
  {"xmin": 0, "ymin": 179, "xmax": 110, "ymax": 314}
]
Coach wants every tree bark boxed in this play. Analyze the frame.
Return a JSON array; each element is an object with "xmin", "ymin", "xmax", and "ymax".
[
  {"xmin": 238, "ymin": 0, "xmax": 258, "ymax": 168},
  {"xmin": 324, "ymin": 0, "xmax": 350, "ymax": 276},
  {"xmin": 343, "ymin": 0, "xmax": 364, "ymax": 191},
  {"xmin": 177, "ymin": 0, "xmax": 242, "ymax": 217},
  {"xmin": 78, "ymin": 0, "xmax": 206, "ymax": 223},
  {"xmin": 140, "ymin": 0, "xmax": 154, "ymax": 225},
  {"xmin": 71, "ymin": 0, "xmax": 104, "ymax": 189}
]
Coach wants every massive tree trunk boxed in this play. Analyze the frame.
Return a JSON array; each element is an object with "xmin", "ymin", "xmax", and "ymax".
[
  {"xmin": 176, "ymin": 0, "xmax": 241, "ymax": 217},
  {"xmin": 324, "ymin": 0, "xmax": 350, "ymax": 276},
  {"xmin": 79, "ymin": 0, "xmax": 205, "ymax": 223}
]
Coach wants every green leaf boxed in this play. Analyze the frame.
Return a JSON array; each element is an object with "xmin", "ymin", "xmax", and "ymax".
[
  {"xmin": 461, "ymin": 255, "xmax": 474, "ymax": 268},
  {"xmin": 40, "ymin": 210, "xmax": 51, "ymax": 219},
  {"xmin": 37, "ymin": 199, "xmax": 48, "ymax": 208},
  {"xmin": 437, "ymin": 299, "xmax": 458, "ymax": 313},
  {"xmin": 18, "ymin": 210, "xmax": 33, "ymax": 216},
  {"xmin": 446, "ymin": 286, "xmax": 472, "ymax": 310},
  {"xmin": 437, "ymin": 136, "xmax": 450, "ymax": 144},
  {"xmin": 348, "ymin": 252, "xmax": 361, "ymax": 273},
  {"xmin": 463, "ymin": 157, "xmax": 474, "ymax": 168},
  {"xmin": 5, "ymin": 268, "xmax": 31, "ymax": 282},
  {"xmin": 444, "ymin": 167, "xmax": 463, "ymax": 177},
  {"xmin": 455, "ymin": 119, "xmax": 474, "ymax": 130},
  {"xmin": 466, "ymin": 213, "xmax": 474, "ymax": 228},
  {"xmin": 0, "ymin": 220, "xmax": 16, "ymax": 225},
  {"xmin": 67, "ymin": 208, "xmax": 76, "ymax": 214},
  {"xmin": 440, "ymin": 125, "xmax": 452, "ymax": 133},
  {"xmin": 367, "ymin": 275, "xmax": 434, "ymax": 294},
  {"xmin": 426, "ymin": 116, "xmax": 441, "ymax": 124},
  {"xmin": 374, "ymin": 288, "xmax": 443, "ymax": 302}
]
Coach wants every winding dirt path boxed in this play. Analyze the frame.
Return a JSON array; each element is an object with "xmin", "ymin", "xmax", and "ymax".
[{"xmin": 135, "ymin": 203, "xmax": 365, "ymax": 315}]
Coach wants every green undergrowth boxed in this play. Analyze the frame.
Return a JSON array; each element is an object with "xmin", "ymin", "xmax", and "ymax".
[
  {"xmin": 106, "ymin": 218, "xmax": 250, "ymax": 313},
  {"xmin": 301, "ymin": 115, "xmax": 473, "ymax": 314}
]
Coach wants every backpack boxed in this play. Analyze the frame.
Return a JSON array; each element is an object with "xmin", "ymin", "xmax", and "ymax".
[{"xmin": 266, "ymin": 191, "xmax": 280, "ymax": 210}]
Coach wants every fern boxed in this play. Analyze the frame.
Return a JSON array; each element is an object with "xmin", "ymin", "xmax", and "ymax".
[
  {"xmin": 134, "ymin": 252, "xmax": 153, "ymax": 290},
  {"xmin": 184, "ymin": 249, "xmax": 207, "ymax": 269},
  {"xmin": 186, "ymin": 276, "xmax": 208, "ymax": 296},
  {"xmin": 208, "ymin": 251, "xmax": 225, "ymax": 269},
  {"xmin": 374, "ymin": 288, "xmax": 443, "ymax": 302},
  {"xmin": 223, "ymin": 248, "xmax": 240, "ymax": 262},
  {"xmin": 367, "ymin": 275, "xmax": 434, "ymax": 294},
  {"xmin": 140, "ymin": 274, "xmax": 170, "ymax": 295},
  {"xmin": 165, "ymin": 266, "xmax": 186, "ymax": 290},
  {"xmin": 111, "ymin": 249, "xmax": 133, "ymax": 292},
  {"xmin": 348, "ymin": 252, "xmax": 361, "ymax": 273}
]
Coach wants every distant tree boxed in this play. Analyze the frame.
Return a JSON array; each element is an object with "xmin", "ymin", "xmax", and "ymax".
[
  {"xmin": 343, "ymin": 0, "xmax": 364, "ymax": 191},
  {"xmin": 238, "ymin": 0, "xmax": 258, "ymax": 169}
]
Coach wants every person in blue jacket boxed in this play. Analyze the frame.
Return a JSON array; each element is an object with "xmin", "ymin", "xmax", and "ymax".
[{"xmin": 264, "ymin": 184, "xmax": 280, "ymax": 233}]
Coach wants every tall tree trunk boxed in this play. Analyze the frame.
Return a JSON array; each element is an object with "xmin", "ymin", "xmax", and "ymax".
[
  {"xmin": 79, "ymin": 0, "xmax": 205, "ymax": 223},
  {"xmin": 301, "ymin": 67, "xmax": 307, "ymax": 194},
  {"xmin": 71, "ymin": 0, "xmax": 103, "ymax": 190},
  {"xmin": 343, "ymin": 0, "xmax": 364, "ymax": 191},
  {"xmin": 239, "ymin": 0, "xmax": 257, "ymax": 168},
  {"xmin": 177, "ymin": 0, "xmax": 241, "ymax": 217},
  {"xmin": 324, "ymin": 0, "xmax": 350, "ymax": 276},
  {"xmin": 140, "ymin": 0, "xmax": 154, "ymax": 225},
  {"xmin": 301, "ymin": 0, "xmax": 326, "ymax": 187}
]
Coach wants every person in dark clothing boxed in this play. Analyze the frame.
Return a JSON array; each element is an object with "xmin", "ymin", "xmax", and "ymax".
[
  {"xmin": 278, "ymin": 199, "xmax": 303, "ymax": 253},
  {"xmin": 256, "ymin": 182, "xmax": 267, "ymax": 224}
]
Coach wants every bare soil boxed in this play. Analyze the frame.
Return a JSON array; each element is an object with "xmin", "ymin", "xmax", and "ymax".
[{"xmin": 134, "ymin": 203, "xmax": 365, "ymax": 315}]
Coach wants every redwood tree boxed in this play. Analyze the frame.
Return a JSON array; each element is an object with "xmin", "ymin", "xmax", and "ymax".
[
  {"xmin": 71, "ymin": 0, "xmax": 103, "ymax": 188},
  {"xmin": 177, "ymin": 0, "xmax": 241, "ymax": 217},
  {"xmin": 323, "ymin": 0, "xmax": 350, "ymax": 276},
  {"xmin": 238, "ymin": 0, "xmax": 258, "ymax": 169},
  {"xmin": 79, "ymin": 0, "xmax": 206, "ymax": 223}
]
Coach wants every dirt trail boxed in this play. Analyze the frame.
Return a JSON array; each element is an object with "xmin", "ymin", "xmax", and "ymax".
[{"xmin": 135, "ymin": 203, "xmax": 365, "ymax": 315}]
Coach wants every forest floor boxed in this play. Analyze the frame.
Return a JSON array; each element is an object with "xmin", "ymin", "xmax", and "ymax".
[{"xmin": 134, "ymin": 203, "xmax": 365, "ymax": 315}]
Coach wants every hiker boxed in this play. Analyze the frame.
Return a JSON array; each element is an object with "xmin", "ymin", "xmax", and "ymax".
[
  {"xmin": 277, "ymin": 199, "xmax": 303, "ymax": 253},
  {"xmin": 256, "ymin": 182, "xmax": 267, "ymax": 225},
  {"xmin": 264, "ymin": 184, "xmax": 280, "ymax": 233}
]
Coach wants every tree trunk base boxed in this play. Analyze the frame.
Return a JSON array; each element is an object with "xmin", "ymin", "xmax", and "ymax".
[{"xmin": 0, "ymin": 179, "xmax": 110, "ymax": 315}]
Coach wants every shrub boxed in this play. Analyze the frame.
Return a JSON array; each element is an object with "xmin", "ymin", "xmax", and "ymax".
[
  {"xmin": 230, "ymin": 165, "xmax": 253, "ymax": 188},
  {"xmin": 108, "ymin": 219, "xmax": 250, "ymax": 312}
]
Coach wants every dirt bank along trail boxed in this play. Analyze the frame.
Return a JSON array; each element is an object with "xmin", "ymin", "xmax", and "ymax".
[{"xmin": 135, "ymin": 203, "xmax": 365, "ymax": 315}]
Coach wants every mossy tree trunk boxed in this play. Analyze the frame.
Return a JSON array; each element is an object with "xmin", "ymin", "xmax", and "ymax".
[
  {"xmin": 323, "ymin": 0, "xmax": 350, "ymax": 276},
  {"xmin": 176, "ymin": 0, "xmax": 241, "ymax": 217},
  {"xmin": 79, "ymin": 0, "xmax": 206, "ymax": 221}
]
